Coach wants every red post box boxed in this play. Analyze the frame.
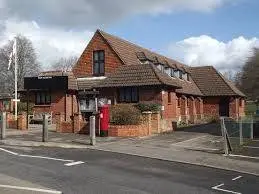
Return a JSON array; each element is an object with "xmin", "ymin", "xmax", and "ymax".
[{"xmin": 100, "ymin": 105, "xmax": 109, "ymax": 137}]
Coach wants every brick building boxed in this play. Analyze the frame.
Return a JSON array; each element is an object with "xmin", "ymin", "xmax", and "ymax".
[
  {"xmin": 0, "ymin": 93, "xmax": 13, "ymax": 112},
  {"xmin": 22, "ymin": 29, "xmax": 245, "ymax": 127}
]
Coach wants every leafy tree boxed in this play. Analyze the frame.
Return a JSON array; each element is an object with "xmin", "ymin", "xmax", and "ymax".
[
  {"xmin": 0, "ymin": 35, "xmax": 41, "ymax": 93},
  {"xmin": 239, "ymin": 48, "xmax": 259, "ymax": 100},
  {"xmin": 51, "ymin": 56, "xmax": 78, "ymax": 72}
]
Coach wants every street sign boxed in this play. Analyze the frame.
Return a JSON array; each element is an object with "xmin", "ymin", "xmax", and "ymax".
[{"xmin": 12, "ymin": 99, "xmax": 20, "ymax": 102}]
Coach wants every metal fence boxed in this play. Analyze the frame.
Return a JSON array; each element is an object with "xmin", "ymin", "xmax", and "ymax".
[{"xmin": 220, "ymin": 116, "xmax": 254, "ymax": 155}]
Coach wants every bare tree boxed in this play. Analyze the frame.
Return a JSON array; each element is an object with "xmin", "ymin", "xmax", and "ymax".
[
  {"xmin": 239, "ymin": 48, "xmax": 259, "ymax": 100},
  {"xmin": 51, "ymin": 56, "xmax": 78, "ymax": 72},
  {"xmin": 0, "ymin": 35, "xmax": 41, "ymax": 93}
]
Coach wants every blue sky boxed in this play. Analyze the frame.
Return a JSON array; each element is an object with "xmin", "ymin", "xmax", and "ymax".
[{"xmin": 0, "ymin": 0, "xmax": 258, "ymax": 73}]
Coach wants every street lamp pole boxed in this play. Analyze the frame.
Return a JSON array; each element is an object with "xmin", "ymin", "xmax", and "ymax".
[{"xmin": 14, "ymin": 37, "xmax": 18, "ymax": 120}]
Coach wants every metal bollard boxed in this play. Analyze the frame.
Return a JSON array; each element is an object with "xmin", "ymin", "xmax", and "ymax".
[
  {"xmin": 0, "ymin": 112, "xmax": 6, "ymax": 140},
  {"xmin": 239, "ymin": 117, "xmax": 243, "ymax": 145},
  {"xmin": 90, "ymin": 116, "xmax": 96, "ymax": 146},
  {"xmin": 251, "ymin": 118, "xmax": 254, "ymax": 140},
  {"xmin": 42, "ymin": 114, "xmax": 48, "ymax": 142}
]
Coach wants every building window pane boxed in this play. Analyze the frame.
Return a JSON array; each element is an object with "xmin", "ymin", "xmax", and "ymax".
[
  {"xmin": 170, "ymin": 69, "xmax": 175, "ymax": 77},
  {"xmin": 165, "ymin": 67, "xmax": 170, "ymax": 76},
  {"xmin": 119, "ymin": 89, "xmax": 125, "ymax": 102},
  {"xmin": 94, "ymin": 63, "xmax": 99, "ymax": 75},
  {"xmin": 179, "ymin": 71, "xmax": 183, "ymax": 79},
  {"xmin": 99, "ymin": 62, "xmax": 104, "ymax": 74},
  {"xmin": 35, "ymin": 92, "xmax": 51, "ymax": 105},
  {"xmin": 131, "ymin": 88, "xmax": 138, "ymax": 102},
  {"xmin": 187, "ymin": 74, "xmax": 190, "ymax": 81},
  {"xmin": 118, "ymin": 87, "xmax": 139, "ymax": 103},
  {"xmin": 93, "ymin": 50, "xmax": 105, "ymax": 76}
]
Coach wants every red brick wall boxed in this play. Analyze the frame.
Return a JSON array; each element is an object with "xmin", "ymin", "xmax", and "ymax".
[
  {"xmin": 32, "ymin": 91, "xmax": 78, "ymax": 123},
  {"xmin": 139, "ymin": 87, "xmax": 162, "ymax": 103},
  {"xmin": 72, "ymin": 31, "xmax": 123, "ymax": 78},
  {"xmin": 239, "ymin": 98, "xmax": 245, "ymax": 117},
  {"xmin": 109, "ymin": 124, "xmax": 149, "ymax": 137},
  {"xmin": 229, "ymin": 97, "xmax": 239, "ymax": 119},
  {"xmin": 203, "ymin": 97, "xmax": 220, "ymax": 118},
  {"xmin": 161, "ymin": 90, "xmax": 177, "ymax": 120}
]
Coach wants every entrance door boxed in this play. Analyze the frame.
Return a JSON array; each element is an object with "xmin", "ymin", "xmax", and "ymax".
[{"xmin": 219, "ymin": 98, "xmax": 229, "ymax": 117}]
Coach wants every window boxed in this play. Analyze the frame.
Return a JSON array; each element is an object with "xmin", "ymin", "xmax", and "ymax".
[
  {"xmin": 165, "ymin": 67, "xmax": 171, "ymax": 76},
  {"xmin": 118, "ymin": 87, "xmax": 139, "ymax": 103},
  {"xmin": 168, "ymin": 91, "xmax": 171, "ymax": 104},
  {"xmin": 183, "ymin": 73, "xmax": 188, "ymax": 80},
  {"xmin": 170, "ymin": 68, "xmax": 175, "ymax": 77},
  {"xmin": 35, "ymin": 92, "xmax": 51, "ymax": 105},
  {"xmin": 156, "ymin": 64, "xmax": 164, "ymax": 72},
  {"xmin": 187, "ymin": 74, "xmax": 190, "ymax": 81},
  {"xmin": 179, "ymin": 71, "xmax": 183, "ymax": 79},
  {"xmin": 93, "ymin": 50, "xmax": 105, "ymax": 76},
  {"xmin": 174, "ymin": 70, "xmax": 179, "ymax": 78}
]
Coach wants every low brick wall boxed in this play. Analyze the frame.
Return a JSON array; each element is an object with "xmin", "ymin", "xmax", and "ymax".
[
  {"xmin": 56, "ymin": 113, "xmax": 90, "ymax": 134},
  {"xmin": 109, "ymin": 124, "xmax": 149, "ymax": 137},
  {"xmin": 7, "ymin": 112, "xmax": 27, "ymax": 130}
]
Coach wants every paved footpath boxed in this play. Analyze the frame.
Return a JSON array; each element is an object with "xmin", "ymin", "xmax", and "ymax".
[
  {"xmin": 0, "ymin": 146, "xmax": 258, "ymax": 194},
  {"xmin": 92, "ymin": 138, "xmax": 259, "ymax": 176}
]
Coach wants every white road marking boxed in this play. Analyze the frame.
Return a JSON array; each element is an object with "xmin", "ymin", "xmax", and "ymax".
[
  {"xmin": 19, "ymin": 154, "xmax": 73, "ymax": 162},
  {"xmin": 0, "ymin": 184, "xmax": 62, "ymax": 194},
  {"xmin": 171, "ymin": 135, "xmax": 208, "ymax": 145},
  {"xmin": 64, "ymin": 161, "xmax": 85, "ymax": 166},
  {"xmin": 0, "ymin": 147, "xmax": 86, "ymax": 166},
  {"xmin": 243, "ymin": 146, "xmax": 259, "ymax": 149},
  {"xmin": 232, "ymin": 176, "xmax": 242, "ymax": 181},
  {"xmin": 0, "ymin": 148, "xmax": 18, "ymax": 155},
  {"xmin": 229, "ymin": 154, "xmax": 259, "ymax": 160},
  {"xmin": 212, "ymin": 183, "xmax": 241, "ymax": 194}
]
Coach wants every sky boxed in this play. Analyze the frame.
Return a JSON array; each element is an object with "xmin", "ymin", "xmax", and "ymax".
[{"xmin": 0, "ymin": 0, "xmax": 258, "ymax": 73}]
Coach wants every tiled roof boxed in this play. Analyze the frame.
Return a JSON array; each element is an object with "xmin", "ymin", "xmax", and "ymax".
[
  {"xmin": 39, "ymin": 71, "xmax": 78, "ymax": 90},
  {"xmin": 176, "ymin": 76, "xmax": 203, "ymax": 96},
  {"xmin": 77, "ymin": 78, "xmax": 104, "ymax": 90},
  {"xmin": 98, "ymin": 30, "xmax": 201, "ymax": 95},
  {"xmin": 0, "ymin": 93, "xmax": 13, "ymax": 100},
  {"xmin": 189, "ymin": 66, "xmax": 245, "ymax": 97},
  {"xmin": 96, "ymin": 63, "xmax": 181, "ymax": 88},
  {"xmin": 99, "ymin": 30, "xmax": 187, "ymax": 69}
]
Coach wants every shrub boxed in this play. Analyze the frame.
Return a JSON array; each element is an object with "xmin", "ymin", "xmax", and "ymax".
[
  {"xmin": 135, "ymin": 103, "xmax": 161, "ymax": 113},
  {"xmin": 204, "ymin": 115, "xmax": 218, "ymax": 123},
  {"xmin": 110, "ymin": 104, "xmax": 142, "ymax": 125},
  {"xmin": 17, "ymin": 102, "xmax": 34, "ymax": 114}
]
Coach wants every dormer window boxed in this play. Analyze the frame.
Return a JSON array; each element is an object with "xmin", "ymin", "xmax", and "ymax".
[
  {"xmin": 179, "ymin": 70, "xmax": 183, "ymax": 79},
  {"xmin": 170, "ymin": 68, "xmax": 175, "ymax": 77},
  {"xmin": 165, "ymin": 67, "xmax": 170, "ymax": 76},
  {"xmin": 93, "ymin": 50, "xmax": 105, "ymax": 76},
  {"xmin": 183, "ymin": 73, "xmax": 188, "ymax": 80},
  {"xmin": 187, "ymin": 74, "xmax": 190, "ymax": 81},
  {"xmin": 157, "ymin": 64, "xmax": 164, "ymax": 72},
  {"xmin": 174, "ymin": 70, "xmax": 179, "ymax": 78}
]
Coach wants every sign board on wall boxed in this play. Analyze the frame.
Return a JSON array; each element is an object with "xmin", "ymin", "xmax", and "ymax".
[{"xmin": 24, "ymin": 76, "xmax": 68, "ymax": 90}]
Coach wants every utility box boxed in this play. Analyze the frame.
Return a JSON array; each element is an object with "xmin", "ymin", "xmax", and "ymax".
[{"xmin": 100, "ymin": 105, "xmax": 109, "ymax": 137}]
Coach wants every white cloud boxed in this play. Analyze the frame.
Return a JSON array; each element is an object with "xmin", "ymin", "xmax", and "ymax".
[
  {"xmin": 169, "ymin": 35, "xmax": 259, "ymax": 71},
  {"xmin": 0, "ymin": 0, "xmax": 235, "ymax": 69},
  {"xmin": 0, "ymin": 0, "xmax": 232, "ymax": 28},
  {"xmin": 0, "ymin": 19, "xmax": 93, "ymax": 68}
]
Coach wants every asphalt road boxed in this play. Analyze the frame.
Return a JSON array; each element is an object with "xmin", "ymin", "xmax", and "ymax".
[{"xmin": 0, "ymin": 146, "xmax": 258, "ymax": 194}]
